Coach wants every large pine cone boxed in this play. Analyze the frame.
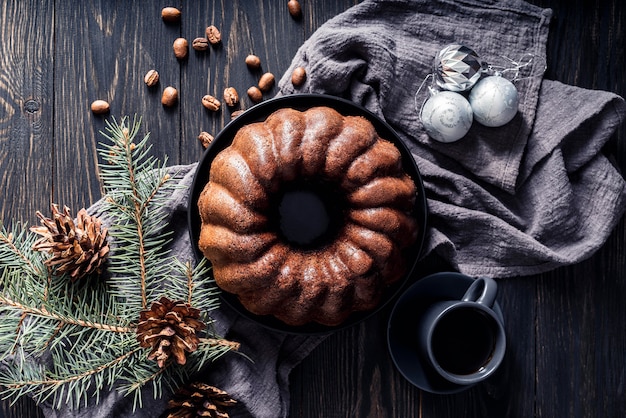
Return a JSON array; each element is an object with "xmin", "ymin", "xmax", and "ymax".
[
  {"xmin": 137, "ymin": 297, "xmax": 206, "ymax": 368},
  {"xmin": 30, "ymin": 204, "xmax": 109, "ymax": 281},
  {"xmin": 166, "ymin": 382, "xmax": 236, "ymax": 418}
]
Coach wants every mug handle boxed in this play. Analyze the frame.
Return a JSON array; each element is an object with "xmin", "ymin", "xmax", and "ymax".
[{"xmin": 462, "ymin": 277, "xmax": 497, "ymax": 307}]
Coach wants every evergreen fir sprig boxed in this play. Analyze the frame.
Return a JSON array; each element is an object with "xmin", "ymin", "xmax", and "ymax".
[
  {"xmin": 0, "ymin": 225, "xmax": 42, "ymax": 277},
  {"xmin": 0, "ymin": 116, "xmax": 236, "ymax": 411},
  {"xmin": 98, "ymin": 116, "xmax": 174, "ymax": 313}
]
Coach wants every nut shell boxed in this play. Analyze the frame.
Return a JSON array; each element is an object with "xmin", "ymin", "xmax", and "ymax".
[
  {"xmin": 223, "ymin": 87, "xmax": 239, "ymax": 107},
  {"xmin": 202, "ymin": 94, "xmax": 221, "ymax": 111},
  {"xmin": 173, "ymin": 38, "xmax": 189, "ymax": 59},
  {"xmin": 287, "ymin": 0, "xmax": 302, "ymax": 19},
  {"xmin": 192, "ymin": 37, "xmax": 209, "ymax": 51},
  {"xmin": 245, "ymin": 54, "xmax": 261, "ymax": 70},
  {"xmin": 258, "ymin": 72, "xmax": 275, "ymax": 92},
  {"xmin": 197, "ymin": 131, "xmax": 214, "ymax": 148},
  {"xmin": 291, "ymin": 67, "xmax": 307, "ymax": 86},
  {"xmin": 161, "ymin": 7, "xmax": 181, "ymax": 23},
  {"xmin": 230, "ymin": 109, "xmax": 245, "ymax": 120},
  {"xmin": 144, "ymin": 69, "xmax": 159, "ymax": 87},
  {"xmin": 90, "ymin": 100, "xmax": 110, "ymax": 114},
  {"xmin": 161, "ymin": 86, "xmax": 179, "ymax": 107},
  {"xmin": 205, "ymin": 25, "xmax": 221, "ymax": 45},
  {"xmin": 247, "ymin": 86, "xmax": 263, "ymax": 103}
]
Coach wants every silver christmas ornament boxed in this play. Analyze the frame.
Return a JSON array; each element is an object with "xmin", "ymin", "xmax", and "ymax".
[
  {"xmin": 420, "ymin": 88, "xmax": 473, "ymax": 143},
  {"xmin": 434, "ymin": 44, "xmax": 484, "ymax": 92},
  {"xmin": 469, "ymin": 75, "xmax": 519, "ymax": 127}
]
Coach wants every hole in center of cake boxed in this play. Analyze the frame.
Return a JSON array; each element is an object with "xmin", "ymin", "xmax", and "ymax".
[{"xmin": 276, "ymin": 182, "xmax": 344, "ymax": 249}]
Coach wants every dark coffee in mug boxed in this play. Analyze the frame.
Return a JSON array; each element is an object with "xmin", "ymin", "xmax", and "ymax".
[{"xmin": 430, "ymin": 307, "xmax": 497, "ymax": 375}]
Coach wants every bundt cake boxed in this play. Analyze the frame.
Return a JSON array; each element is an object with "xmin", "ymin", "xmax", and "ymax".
[{"xmin": 197, "ymin": 106, "xmax": 419, "ymax": 326}]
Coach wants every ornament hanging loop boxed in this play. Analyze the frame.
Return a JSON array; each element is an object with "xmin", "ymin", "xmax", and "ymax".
[
  {"xmin": 413, "ymin": 73, "xmax": 435, "ymax": 117},
  {"xmin": 485, "ymin": 53, "xmax": 543, "ymax": 82}
]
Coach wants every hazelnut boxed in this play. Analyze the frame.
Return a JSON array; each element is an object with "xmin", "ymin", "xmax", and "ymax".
[
  {"xmin": 287, "ymin": 0, "xmax": 302, "ymax": 19},
  {"xmin": 144, "ymin": 69, "xmax": 159, "ymax": 87},
  {"xmin": 161, "ymin": 86, "xmax": 178, "ymax": 106},
  {"xmin": 173, "ymin": 38, "xmax": 189, "ymax": 59},
  {"xmin": 223, "ymin": 87, "xmax": 239, "ymax": 107},
  {"xmin": 258, "ymin": 72, "xmax": 275, "ymax": 92},
  {"xmin": 291, "ymin": 66, "xmax": 307, "ymax": 87},
  {"xmin": 205, "ymin": 25, "xmax": 221, "ymax": 45},
  {"xmin": 245, "ymin": 54, "xmax": 261, "ymax": 70},
  {"xmin": 161, "ymin": 7, "xmax": 181, "ymax": 23},
  {"xmin": 247, "ymin": 86, "xmax": 263, "ymax": 103},
  {"xmin": 202, "ymin": 94, "xmax": 221, "ymax": 111},
  {"xmin": 90, "ymin": 100, "xmax": 110, "ymax": 115}
]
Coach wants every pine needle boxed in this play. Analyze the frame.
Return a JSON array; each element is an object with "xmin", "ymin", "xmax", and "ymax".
[{"xmin": 0, "ymin": 116, "xmax": 235, "ymax": 412}]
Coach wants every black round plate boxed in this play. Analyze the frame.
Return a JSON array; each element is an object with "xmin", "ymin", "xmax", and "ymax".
[{"xmin": 188, "ymin": 93, "xmax": 428, "ymax": 334}]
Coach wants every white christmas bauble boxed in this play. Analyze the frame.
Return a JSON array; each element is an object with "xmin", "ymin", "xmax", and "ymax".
[
  {"xmin": 468, "ymin": 76, "xmax": 519, "ymax": 127},
  {"xmin": 420, "ymin": 90, "xmax": 473, "ymax": 143}
]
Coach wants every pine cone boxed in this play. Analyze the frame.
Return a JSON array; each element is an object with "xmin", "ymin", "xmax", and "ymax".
[
  {"xmin": 137, "ymin": 297, "xmax": 206, "ymax": 368},
  {"xmin": 166, "ymin": 382, "xmax": 237, "ymax": 418},
  {"xmin": 30, "ymin": 204, "xmax": 109, "ymax": 281}
]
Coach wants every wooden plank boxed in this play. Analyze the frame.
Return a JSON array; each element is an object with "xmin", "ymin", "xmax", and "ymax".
[
  {"xmin": 0, "ymin": 1, "xmax": 53, "ymax": 416},
  {"xmin": 535, "ymin": 240, "xmax": 626, "ymax": 417},
  {"xmin": 0, "ymin": 1, "xmax": 623, "ymax": 417},
  {"xmin": 52, "ymin": 0, "xmax": 181, "ymax": 211},
  {"xmin": 0, "ymin": 0, "xmax": 54, "ymax": 227},
  {"xmin": 1, "ymin": 1, "xmax": 182, "ymax": 417},
  {"xmin": 529, "ymin": 1, "xmax": 626, "ymax": 417},
  {"xmin": 289, "ymin": 313, "xmax": 423, "ymax": 418},
  {"xmin": 537, "ymin": 0, "xmax": 626, "ymax": 93},
  {"xmin": 289, "ymin": 255, "xmax": 433, "ymax": 417},
  {"xmin": 180, "ymin": 0, "xmax": 307, "ymax": 165}
]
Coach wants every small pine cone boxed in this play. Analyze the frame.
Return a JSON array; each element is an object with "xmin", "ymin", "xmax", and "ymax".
[
  {"xmin": 166, "ymin": 382, "xmax": 236, "ymax": 418},
  {"xmin": 30, "ymin": 204, "xmax": 109, "ymax": 281},
  {"xmin": 137, "ymin": 297, "xmax": 206, "ymax": 368}
]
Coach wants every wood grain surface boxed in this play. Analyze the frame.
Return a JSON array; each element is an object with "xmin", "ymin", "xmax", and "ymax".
[{"xmin": 0, "ymin": 1, "xmax": 624, "ymax": 417}]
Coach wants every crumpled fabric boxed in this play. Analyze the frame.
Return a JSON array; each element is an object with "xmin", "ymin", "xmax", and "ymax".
[
  {"xmin": 28, "ymin": 0, "xmax": 626, "ymax": 417},
  {"xmin": 278, "ymin": 0, "xmax": 626, "ymax": 277}
]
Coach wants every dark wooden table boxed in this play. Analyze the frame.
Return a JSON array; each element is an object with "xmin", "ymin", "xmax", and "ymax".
[{"xmin": 1, "ymin": 1, "xmax": 624, "ymax": 417}]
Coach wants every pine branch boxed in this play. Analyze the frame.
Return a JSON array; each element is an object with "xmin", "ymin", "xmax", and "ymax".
[
  {"xmin": 0, "ymin": 116, "xmax": 235, "ymax": 412},
  {"xmin": 164, "ymin": 257, "xmax": 221, "ymax": 316},
  {"xmin": 116, "ymin": 337, "xmax": 239, "ymax": 411},
  {"xmin": 0, "ymin": 295, "xmax": 132, "ymax": 333},
  {"xmin": 3, "ymin": 348, "xmax": 140, "ymax": 391},
  {"xmin": 98, "ymin": 116, "xmax": 175, "ymax": 314},
  {"xmin": 0, "ymin": 344, "xmax": 144, "ymax": 410},
  {"xmin": 0, "ymin": 227, "xmax": 42, "ymax": 276}
]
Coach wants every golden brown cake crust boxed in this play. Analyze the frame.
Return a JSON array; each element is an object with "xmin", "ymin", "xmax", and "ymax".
[{"xmin": 198, "ymin": 106, "xmax": 419, "ymax": 326}]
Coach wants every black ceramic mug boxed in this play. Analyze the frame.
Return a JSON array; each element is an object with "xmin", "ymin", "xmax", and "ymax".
[{"xmin": 417, "ymin": 277, "xmax": 506, "ymax": 386}]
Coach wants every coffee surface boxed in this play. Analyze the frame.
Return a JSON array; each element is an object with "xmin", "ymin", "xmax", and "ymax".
[{"xmin": 431, "ymin": 307, "xmax": 496, "ymax": 375}]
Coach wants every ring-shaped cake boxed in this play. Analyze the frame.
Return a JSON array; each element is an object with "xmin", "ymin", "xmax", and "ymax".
[{"xmin": 197, "ymin": 104, "xmax": 421, "ymax": 327}]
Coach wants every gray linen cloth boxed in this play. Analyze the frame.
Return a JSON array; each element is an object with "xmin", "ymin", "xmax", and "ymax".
[
  {"xmin": 279, "ymin": 0, "xmax": 626, "ymax": 277},
  {"xmin": 31, "ymin": 0, "xmax": 626, "ymax": 417}
]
